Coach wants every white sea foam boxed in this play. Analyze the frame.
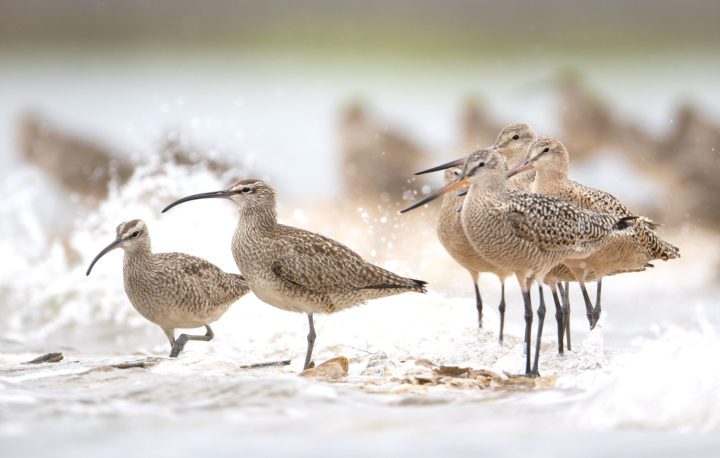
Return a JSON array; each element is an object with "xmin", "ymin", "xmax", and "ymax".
[{"xmin": 566, "ymin": 310, "xmax": 720, "ymax": 432}]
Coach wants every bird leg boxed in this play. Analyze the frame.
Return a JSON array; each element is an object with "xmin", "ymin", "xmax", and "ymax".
[
  {"xmin": 518, "ymin": 279, "xmax": 533, "ymax": 376},
  {"xmin": 473, "ymin": 281, "xmax": 483, "ymax": 329},
  {"xmin": 558, "ymin": 282, "xmax": 572, "ymax": 351},
  {"xmin": 530, "ymin": 285, "xmax": 546, "ymax": 377},
  {"xmin": 551, "ymin": 284, "xmax": 564, "ymax": 355},
  {"xmin": 498, "ymin": 280, "xmax": 506, "ymax": 345},
  {"xmin": 591, "ymin": 280, "xmax": 603, "ymax": 328},
  {"xmin": 169, "ymin": 325, "xmax": 214, "ymax": 358},
  {"xmin": 303, "ymin": 313, "xmax": 317, "ymax": 370},
  {"xmin": 579, "ymin": 282, "xmax": 595, "ymax": 329}
]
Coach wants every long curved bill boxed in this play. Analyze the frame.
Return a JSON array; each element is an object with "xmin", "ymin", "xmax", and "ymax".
[
  {"xmin": 400, "ymin": 176, "xmax": 469, "ymax": 214},
  {"xmin": 86, "ymin": 238, "xmax": 123, "ymax": 276},
  {"xmin": 161, "ymin": 190, "xmax": 232, "ymax": 214},
  {"xmin": 506, "ymin": 160, "xmax": 534, "ymax": 178},
  {"xmin": 414, "ymin": 157, "xmax": 465, "ymax": 176}
]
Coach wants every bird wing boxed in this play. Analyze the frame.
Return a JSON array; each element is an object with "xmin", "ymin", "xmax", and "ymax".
[
  {"xmin": 504, "ymin": 192, "xmax": 616, "ymax": 251},
  {"xmin": 156, "ymin": 253, "xmax": 249, "ymax": 299},
  {"xmin": 270, "ymin": 225, "xmax": 404, "ymax": 293}
]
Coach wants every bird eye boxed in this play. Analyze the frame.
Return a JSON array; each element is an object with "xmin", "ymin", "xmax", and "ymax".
[
  {"xmin": 512, "ymin": 135, "xmax": 519, "ymax": 140},
  {"xmin": 543, "ymin": 147, "xmax": 549, "ymax": 153},
  {"xmin": 241, "ymin": 187, "xmax": 252, "ymax": 193},
  {"xmin": 131, "ymin": 231, "xmax": 140, "ymax": 238},
  {"xmin": 478, "ymin": 161, "xmax": 486, "ymax": 167},
  {"xmin": 452, "ymin": 170, "xmax": 460, "ymax": 176}
]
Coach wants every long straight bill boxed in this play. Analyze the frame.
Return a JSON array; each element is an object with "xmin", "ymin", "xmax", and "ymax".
[
  {"xmin": 414, "ymin": 157, "xmax": 465, "ymax": 176},
  {"xmin": 505, "ymin": 160, "xmax": 534, "ymax": 179},
  {"xmin": 399, "ymin": 177, "xmax": 468, "ymax": 214}
]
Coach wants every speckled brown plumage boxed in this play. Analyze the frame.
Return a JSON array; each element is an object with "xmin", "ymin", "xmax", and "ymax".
[
  {"xmin": 458, "ymin": 150, "xmax": 633, "ymax": 375},
  {"xmin": 510, "ymin": 136, "xmax": 680, "ymax": 330},
  {"xmin": 437, "ymin": 167, "xmax": 511, "ymax": 336},
  {"xmin": 163, "ymin": 179, "xmax": 427, "ymax": 369},
  {"xmin": 86, "ymin": 219, "xmax": 249, "ymax": 357}
]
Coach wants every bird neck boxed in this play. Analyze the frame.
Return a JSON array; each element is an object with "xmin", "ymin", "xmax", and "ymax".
[
  {"xmin": 237, "ymin": 204, "xmax": 278, "ymax": 237},
  {"xmin": 439, "ymin": 187, "xmax": 464, "ymax": 218},
  {"xmin": 532, "ymin": 164, "xmax": 568, "ymax": 193},
  {"xmin": 465, "ymin": 175, "xmax": 506, "ymax": 209},
  {"xmin": 122, "ymin": 241, "xmax": 152, "ymax": 269}
]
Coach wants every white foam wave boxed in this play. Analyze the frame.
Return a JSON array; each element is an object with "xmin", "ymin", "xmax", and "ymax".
[{"xmin": 566, "ymin": 309, "xmax": 720, "ymax": 432}]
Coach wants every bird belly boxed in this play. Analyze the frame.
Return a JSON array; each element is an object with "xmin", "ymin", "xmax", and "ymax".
[{"xmin": 252, "ymin": 281, "xmax": 318, "ymax": 313}]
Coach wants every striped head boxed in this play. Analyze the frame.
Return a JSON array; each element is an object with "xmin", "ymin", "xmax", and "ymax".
[
  {"xmin": 463, "ymin": 149, "xmax": 509, "ymax": 190},
  {"xmin": 491, "ymin": 123, "xmax": 537, "ymax": 165},
  {"xmin": 507, "ymin": 136, "xmax": 569, "ymax": 180},
  {"xmin": 443, "ymin": 167, "xmax": 464, "ymax": 185},
  {"xmin": 162, "ymin": 179, "xmax": 278, "ymax": 216},
  {"xmin": 86, "ymin": 219, "xmax": 150, "ymax": 275}
]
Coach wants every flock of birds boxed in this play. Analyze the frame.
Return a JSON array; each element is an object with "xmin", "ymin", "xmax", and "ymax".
[{"xmin": 85, "ymin": 124, "xmax": 679, "ymax": 377}]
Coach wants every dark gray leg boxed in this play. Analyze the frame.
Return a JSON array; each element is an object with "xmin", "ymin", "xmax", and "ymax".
[
  {"xmin": 170, "ymin": 325, "xmax": 214, "ymax": 358},
  {"xmin": 162, "ymin": 328, "xmax": 175, "ymax": 346},
  {"xmin": 551, "ymin": 285, "xmax": 564, "ymax": 355},
  {"xmin": 498, "ymin": 281, "xmax": 506, "ymax": 345},
  {"xmin": 559, "ymin": 282, "xmax": 572, "ymax": 351},
  {"xmin": 530, "ymin": 285, "xmax": 546, "ymax": 377},
  {"xmin": 579, "ymin": 282, "xmax": 595, "ymax": 329},
  {"xmin": 591, "ymin": 280, "xmax": 603, "ymax": 328},
  {"xmin": 303, "ymin": 313, "xmax": 316, "ymax": 370},
  {"xmin": 521, "ymin": 287, "xmax": 533, "ymax": 375},
  {"xmin": 473, "ymin": 282, "xmax": 483, "ymax": 328}
]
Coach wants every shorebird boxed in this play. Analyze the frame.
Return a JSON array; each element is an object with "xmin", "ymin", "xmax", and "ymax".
[
  {"xmin": 507, "ymin": 136, "xmax": 680, "ymax": 328},
  {"xmin": 419, "ymin": 123, "xmax": 573, "ymax": 350},
  {"xmin": 402, "ymin": 150, "xmax": 635, "ymax": 376},
  {"xmin": 437, "ymin": 167, "xmax": 512, "ymax": 338},
  {"xmin": 162, "ymin": 180, "xmax": 428, "ymax": 370},
  {"xmin": 86, "ymin": 219, "xmax": 249, "ymax": 357}
]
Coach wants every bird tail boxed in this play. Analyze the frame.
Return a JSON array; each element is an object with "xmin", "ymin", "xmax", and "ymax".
[
  {"xmin": 410, "ymin": 278, "xmax": 428, "ymax": 293},
  {"xmin": 359, "ymin": 278, "xmax": 428, "ymax": 293},
  {"xmin": 613, "ymin": 216, "xmax": 638, "ymax": 231},
  {"xmin": 639, "ymin": 216, "xmax": 662, "ymax": 230}
]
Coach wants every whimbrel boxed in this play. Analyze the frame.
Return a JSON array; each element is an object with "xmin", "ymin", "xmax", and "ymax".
[
  {"xmin": 507, "ymin": 136, "xmax": 680, "ymax": 328},
  {"xmin": 402, "ymin": 150, "xmax": 635, "ymax": 376},
  {"xmin": 86, "ymin": 219, "xmax": 249, "ymax": 357},
  {"xmin": 437, "ymin": 167, "xmax": 512, "ymax": 338},
  {"xmin": 162, "ymin": 180, "xmax": 427, "ymax": 370}
]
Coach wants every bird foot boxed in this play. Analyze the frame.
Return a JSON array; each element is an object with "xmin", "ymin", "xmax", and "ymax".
[{"xmin": 504, "ymin": 370, "xmax": 540, "ymax": 379}]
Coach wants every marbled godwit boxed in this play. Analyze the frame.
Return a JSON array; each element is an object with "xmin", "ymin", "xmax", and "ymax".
[
  {"xmin": 86, "ymin": 219, "xmax": 249, "ymax": 357},
  {"xmin": 419, "ymin": 124, "xmax": 575, "ymax": 350},
  {"xmin": 162, "ymin": 180, "xmax": 427, "ymax": 370},
  {"xmin": 437, "ymin": 167, "xmax": 512, "ymax": 338},
  {"xmin": 507, "ymin": 136, "xmax": 680, "ymax": 328},
  {"xmin": 402, "ymin": 150, "xmax": 636, "ymax": 376},
  {"xmin": 440, "ymin": 167, "xmax": 575, "ymax": 351}
]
